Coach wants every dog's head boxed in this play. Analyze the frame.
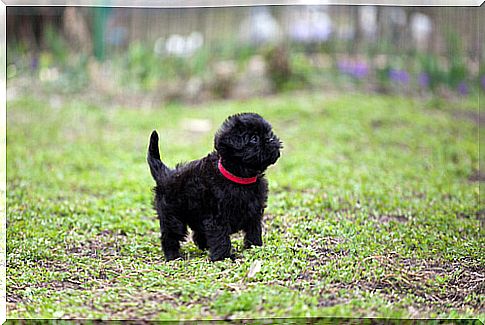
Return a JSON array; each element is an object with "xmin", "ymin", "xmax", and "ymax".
[{"xmin": 215, "ymin": 113, "xmax": 282, "ymax": 175}]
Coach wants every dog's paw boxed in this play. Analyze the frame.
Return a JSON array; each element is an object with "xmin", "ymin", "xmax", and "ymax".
[
  {"xmin": 165, "ymin": 252, "xmax": 182, "ymax": 261},
  {"xmin": 209, "ymin": 252, "xmax": 235, "ymax": 262},
  {"xmin": 229, "ymin": 252, "xmax": 241, "ymax": 261},
  {"xmin": 209, "ymin": 252, "xmax": 240, "ymax": 262},
  {"xmin": 243, "ymin": 240, "xmax": 263, "ymax": 249}
]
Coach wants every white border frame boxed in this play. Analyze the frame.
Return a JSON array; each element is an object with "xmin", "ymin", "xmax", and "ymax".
[
  {"xmin": 0, "ymin": 1, "xmax": 482, "ymax": 324},
  {"xmin": 2, "ymin": 0, "xmax": 485, "ymax": 7}
]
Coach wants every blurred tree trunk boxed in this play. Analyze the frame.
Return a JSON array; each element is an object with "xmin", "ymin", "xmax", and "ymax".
[
  {"xmin": 352, "ymin": 6, "xmax": 362, "ymax": 55},
  {"xmin": 63, "ymin": 7, "xmax": 92, "ymax": 55}
]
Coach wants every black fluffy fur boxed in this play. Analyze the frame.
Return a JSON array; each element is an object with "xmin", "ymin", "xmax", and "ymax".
[{"xmin": 147, "ymin": 113, "xmax": 282, "ymax": 261}]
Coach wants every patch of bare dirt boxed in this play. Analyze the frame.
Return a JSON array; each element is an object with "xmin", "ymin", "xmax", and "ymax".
[
  {"xmin": 7, "ymin": 276, "xmax": 88, "ymax": 308},
  {"xmin": 456, "ymin": 211, "xmax": 482, "ymax": 220},
  {"xmin": 370, "ymin": 213, "xmax": 409, "ymax": 223},
  {"xmin": 41, "ymin": 279, "xmax": 85, "ymax": 290},
  {"xmin": 347, "ymin": 254, "xmax": 484, "ymax": 312},
  {"xmin": 468, "ymin": 170, "xmax": 485, "ymax": 182},
  {"xmin": 292, "ymin": 237, "xmax": 348, "ymax": 282},
  {"xmin": 6, "ymin": 292, "xmax": 25, "ymax": 304},
  {"xmin": 66, "ymin": 229, "xmax": 128, "ymax": 258},
  {"xmin": 294, "ymin": 236, "xmax": 484, "ymax": 314},
  {"xmin": 82, "ymin": 289, "xmax": 180, "ymax": 319}
]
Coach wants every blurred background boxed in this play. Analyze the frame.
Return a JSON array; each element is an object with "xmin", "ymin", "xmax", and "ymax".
[{"xmin": 6, "ymin": 6, "xmax": 484, "ymax": 105}]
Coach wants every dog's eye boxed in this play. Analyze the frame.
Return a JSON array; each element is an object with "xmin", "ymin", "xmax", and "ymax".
[{"xmin": 250, "ymin": 135, "xmax": 259, "ymax": 144}]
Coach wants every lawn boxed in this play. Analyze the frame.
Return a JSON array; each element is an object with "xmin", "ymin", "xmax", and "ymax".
[{"xmin": 6, "ymin": 91, "xmax": 483, "ymax": 320}]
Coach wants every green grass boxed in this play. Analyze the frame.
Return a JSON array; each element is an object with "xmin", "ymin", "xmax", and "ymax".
[{"xmin": 6, "ymin": 91, "xmax": 483, "ymax": 320}]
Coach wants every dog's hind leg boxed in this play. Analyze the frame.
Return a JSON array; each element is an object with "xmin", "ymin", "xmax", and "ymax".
[
  {"xmin": 160, "ymin": 217, "xmax": 187, "ymax": 261},
  {"xmin": 192, "ymin": 231, "xmax": 208, "ymax": 250}
]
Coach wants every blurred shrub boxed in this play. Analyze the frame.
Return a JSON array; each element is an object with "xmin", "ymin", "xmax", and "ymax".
[
  {"xmin": 264, "ymin": 45, "xmax": 292, "ymax": 92},
  {"xmin": 37, "ymin": 27, "xmax": 90, "ymax": 93},
  {"xmin": 417, "ymin": 54, "xmax": 446, "ymax": 91},
  {"xmin": 122, "ymin": 42, "xmax": 162, "ymax": 90},
  {"xmin": 117, "ymin": 42, "xmax": 213, "ymax": 91},
  {"xmin": 375, "ymin": 64, "xmax": 391, "ymax": 93},
  {"xmin": 44, "ymin": 26, "xmax": 69, "ymax": 66},
  {"xmin": 445, "ymin": 30, "xmax": 468, "ymax": 91},
  {"xmin": 188, "ymin": 47, "xmax": 211, "ymax": 77},
  {"xmin": 288, "ymin": 52, "xmax": 314, "ymax": 89}
]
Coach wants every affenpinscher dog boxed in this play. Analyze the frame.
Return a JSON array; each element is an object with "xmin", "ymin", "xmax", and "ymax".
[{"xmin": 147, "ymin": 113, "xmax": 282, "ymax": 261}]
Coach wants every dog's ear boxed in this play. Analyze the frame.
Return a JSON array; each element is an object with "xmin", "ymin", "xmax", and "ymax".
[
  {"xmin": 214, "ymin": 130, "xmax": 245, "ymax": 156},
  {"xmin": 214, "ymin": 115, "xmax": 246, "ymax": 155}
]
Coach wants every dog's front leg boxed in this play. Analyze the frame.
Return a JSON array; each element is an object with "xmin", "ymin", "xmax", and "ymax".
[
  {"xmin": 243, "ymin": 216, "xmax": 263, "ymax": 249},
  {"xmin": 204, "ymin": 219, "xmax": 233, "ymax": 261}
]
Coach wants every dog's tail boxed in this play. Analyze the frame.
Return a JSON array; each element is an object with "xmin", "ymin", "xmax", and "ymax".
[{"xmin": 147, "ymin": 130, "xmax": 170, "ymax": 183}]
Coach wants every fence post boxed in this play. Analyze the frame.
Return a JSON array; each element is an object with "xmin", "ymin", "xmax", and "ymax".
[{"xmin": 93, "ymin": 6, "xmax": 110, "ymax": 61}]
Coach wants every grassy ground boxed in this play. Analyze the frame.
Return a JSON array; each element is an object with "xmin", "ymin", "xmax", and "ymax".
[{"xmin": 6, "ymin": 91, "xmax": 483, "ymax": 320}]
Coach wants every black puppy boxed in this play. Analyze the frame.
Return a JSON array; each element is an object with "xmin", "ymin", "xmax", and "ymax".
[{"xmin": 147, "ymin": 113, "xmax": 282, "ymax": 261}]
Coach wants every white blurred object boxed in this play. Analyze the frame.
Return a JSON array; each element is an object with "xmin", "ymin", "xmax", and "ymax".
[
  {"xmin": 165, "ymin": 34, "xmax": 185, "ymax": 56},
  {"xmin": 188, "ymin": 32, "xmax": 204, "ymax": 50},
  {"xmin": 164, "ymin": 32, "xmax": 204, "ymax": 57},
  {"xmin": 39, "ymin": 68, "xmax": 59, "ymax": 82},
  {"xmin": 182, "ymin": 118, "xmax": 212, "ymax": 133},
  {"xmin": 289, "ymin": 7, "xmax": 333, "ymax": 43},
  {"xmin": 410, "ymin": 13, "xmax": 432, "ymax": 51},
  {"xmin": 359, "ymin": 6, "xmax": 378, "ymax": 39},
  {"xmin": 240, "ymin": 7, "xmax": 281, "ymax": 45}
]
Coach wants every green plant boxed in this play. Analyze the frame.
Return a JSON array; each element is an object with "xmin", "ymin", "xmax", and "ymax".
[
  {"xmin": 417, "ymin": 53, "xmax": 447, "ymax": 91},
  {"xmin": 44, "ymin": 25, "xmax": 69, "ymax": 66},
  {"xmin": 122, "ymin": 42, "xmax": 162, "ymax": 90},
  {"xmin": 445, "ymin": 31, "xmax": 468, "ymax": 89},
  {"xmin": 287, "ymin": 52, "xmax": 313, "ymax": 88}
]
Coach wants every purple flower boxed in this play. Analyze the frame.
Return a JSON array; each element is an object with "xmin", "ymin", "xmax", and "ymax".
[
  {"xmin": 31, "ymin": 56, "xmax": 39, "ymax": 70},
  {"xmin": 457, "ymin": 81, "xmax": 468, "ymax": 96},
  {"xmin": 389, "ymin": 69, "xmax": 409, "ymax": 84},
  {"xmin": 337, "ymin": 60, "xmax": 368, "ymax": 79},
  {"xmin": 481, "ymin": 75, "xmax": 485, "ymax": 91},
  {"xmin": 352, "ymin": 62, "xmax": 369, "ymax": 79},
  {"xmin": 418, "ymin": 72, "xmax": 430, "ymax": 88}
]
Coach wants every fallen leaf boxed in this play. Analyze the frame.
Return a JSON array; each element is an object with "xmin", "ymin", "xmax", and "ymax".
[{"xmin": 247, "ymin": 259, "xmax": 262, "ymax": 279}]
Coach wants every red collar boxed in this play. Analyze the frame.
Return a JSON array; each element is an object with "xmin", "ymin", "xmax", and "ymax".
[{"xmin": 218, "ymin": 159, "xmax": 258, "ymax": 185}]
